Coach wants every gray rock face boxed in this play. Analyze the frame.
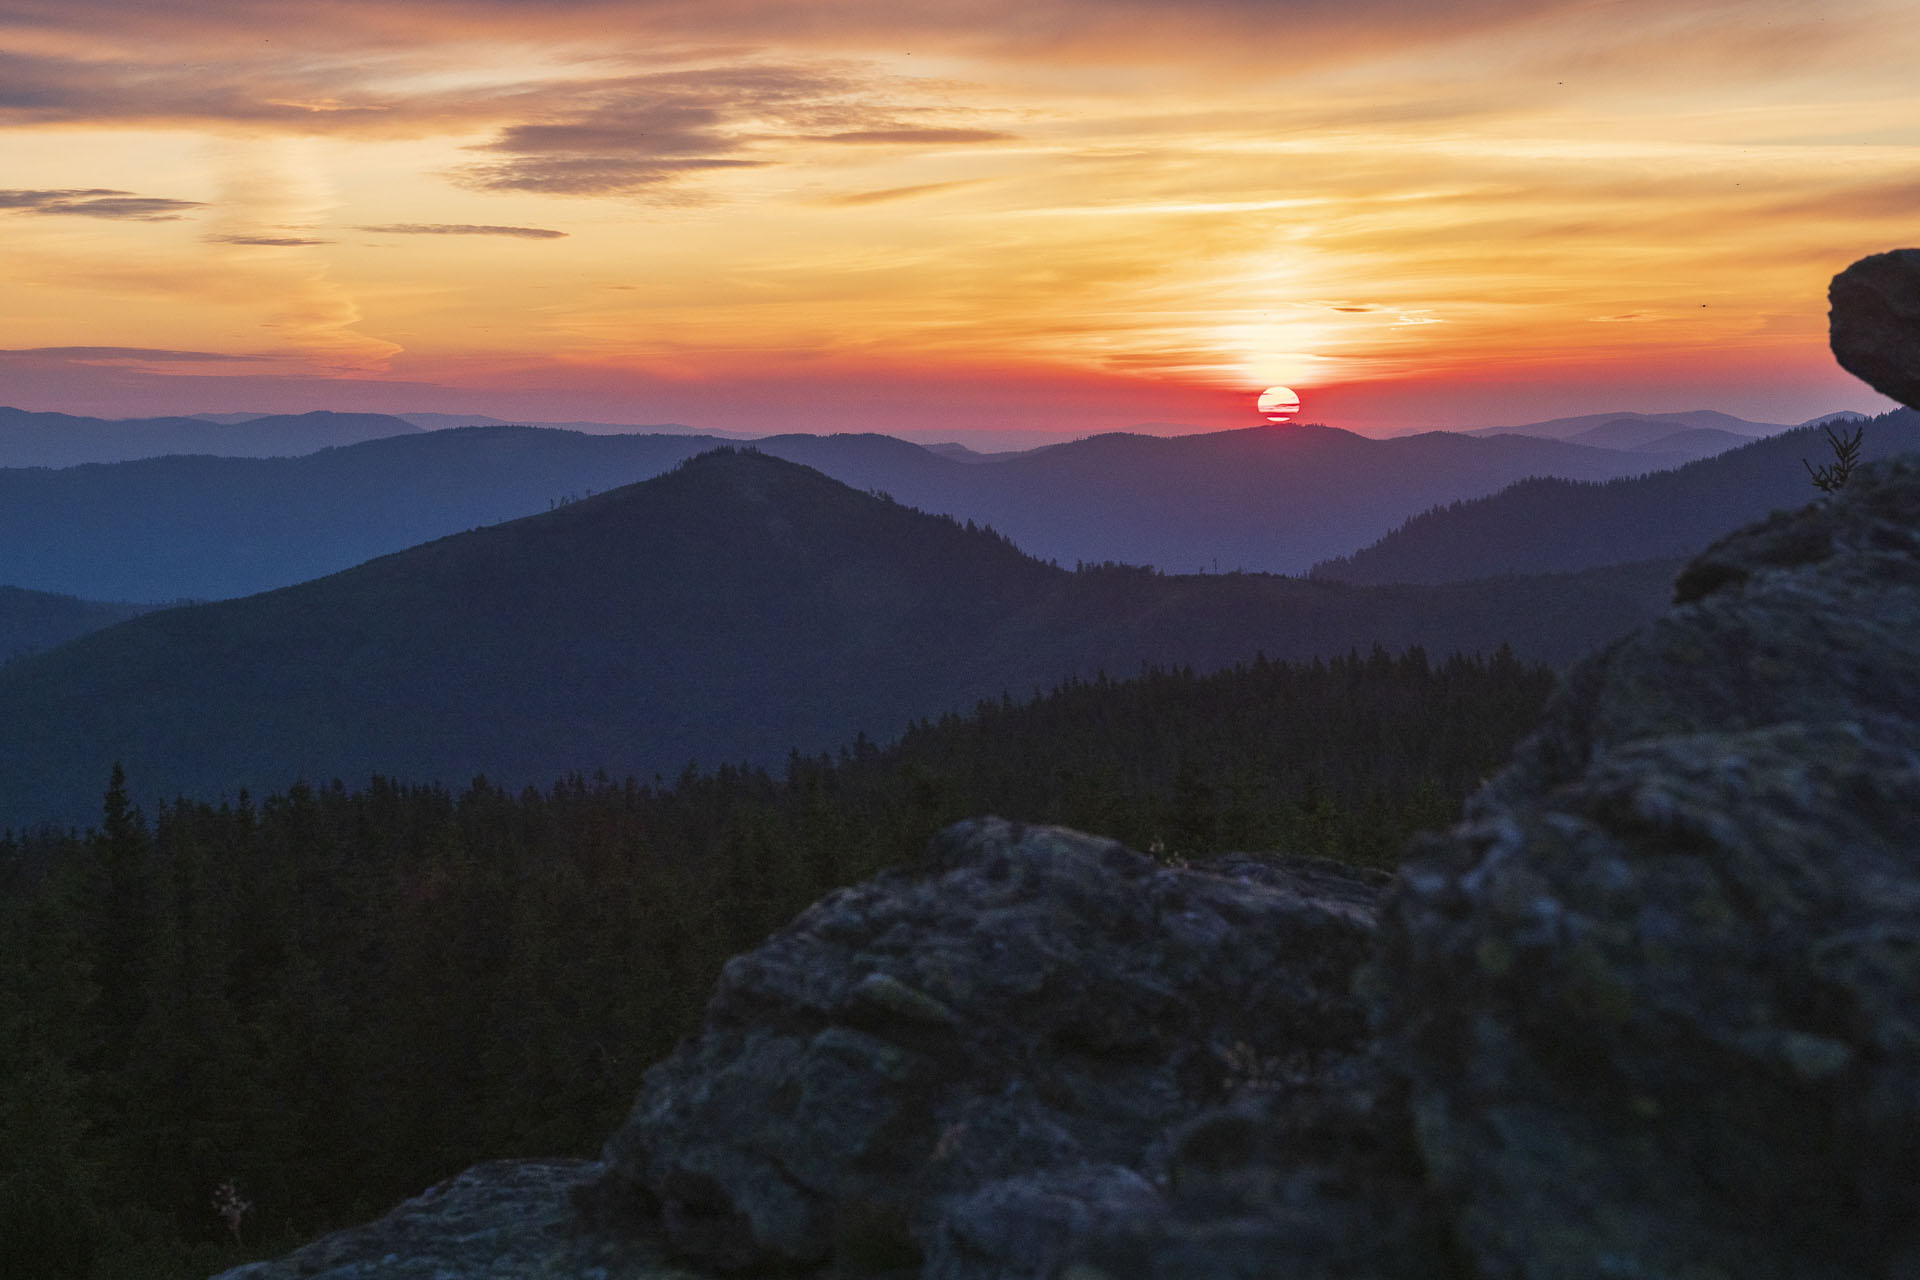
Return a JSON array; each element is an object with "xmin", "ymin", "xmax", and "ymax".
[
  {"xmin": 1831, "ymin": 248, "xmax": 1920, "ymax": 410},
  {"xmin": 580, "ymin": 819, "xmax": 1385, "ymax": 1275},
  {"xmin": 1376, "ymin": 457, "xmax": 1920, "ymax": 1280},
  {"xmin": 1056, "ymin": 1075, "xmax": 1451, "ymax": 1280}
]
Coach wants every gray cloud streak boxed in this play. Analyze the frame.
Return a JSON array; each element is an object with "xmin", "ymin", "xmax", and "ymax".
[
  {"xmin": 355, "ymin": 222, "xmax": 568, "ymax": 238},
  {"xmin": 0, "ymin": 187, "xmax": 204, "ymax": 220},
  {"xmin": 456, "ymin": 66, "xmax": 856, "ymax": 196},
  {"xmin": 207, "ymin": 233, "xmax": 334, "ymax": 245}
]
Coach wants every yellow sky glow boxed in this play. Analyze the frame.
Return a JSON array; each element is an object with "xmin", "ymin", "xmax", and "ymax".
[{"xmin": 0, "ymin": 0, "xmax": 1913, "ymax": 435}]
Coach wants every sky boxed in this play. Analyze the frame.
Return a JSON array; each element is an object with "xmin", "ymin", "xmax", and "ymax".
[{"xmin": 0, "ymin": 0, "xmax": 1913, "ymax": 440}]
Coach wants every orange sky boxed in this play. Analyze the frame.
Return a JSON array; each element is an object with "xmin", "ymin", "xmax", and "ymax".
[{"xmin": 0, "ymin": 0, "xmax": 1911, "ymax": 438}]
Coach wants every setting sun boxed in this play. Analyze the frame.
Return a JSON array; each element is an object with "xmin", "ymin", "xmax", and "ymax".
[{"xmin": 1258, "ymin": 387, "xmax": 1302, "ymax": 422}]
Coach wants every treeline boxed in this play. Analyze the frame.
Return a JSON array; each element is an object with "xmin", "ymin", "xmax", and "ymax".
[{"xmin": 0, "ymin": 644, "xmax": 1552, "ymax": 1278}]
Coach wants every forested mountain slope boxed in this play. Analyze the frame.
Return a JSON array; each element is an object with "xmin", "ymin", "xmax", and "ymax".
[
  {"xmin": 1313, "ymin": 409, "xmax": 1920, "ymax": 584},
  {"xmin": 0, "ymin": 586, "xmax": 153, "ymax": 664},
  {"xmin": 0, "ymin": 642, "xmax": 1551, "ymax": 1278},
  {"xmin": 0, "ymin": 450, "xmax": 1674, "ymax": 830}
]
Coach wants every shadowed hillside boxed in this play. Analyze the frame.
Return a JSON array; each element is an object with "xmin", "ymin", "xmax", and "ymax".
[
  {"xmin": 0, "ymin": 586, "xmax": 154, "ymax": 665},
  {"xmin": 0, "ymin": 450, "xmax": 1675, "ymax": 830},
  {"xmin": 1313, "ymin": 408, "xmax": 1920, "ymax": 584}
]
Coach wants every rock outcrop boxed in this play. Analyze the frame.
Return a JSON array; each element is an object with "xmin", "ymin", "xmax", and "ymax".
[
  {"xmin": 579, "ymin": 821, "xmax": 1385, "ymax": 1277},
  {"xmin": 1831, "ymin": 248, "xmax": 1920, "ymax": 410},
  {"xmin": 1374, "ymin": 455, "xmax": 1920, "ymax": 1280}
]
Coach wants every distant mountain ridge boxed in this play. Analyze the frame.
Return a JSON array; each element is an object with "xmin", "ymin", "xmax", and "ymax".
[
  {"xmin": 1466, "ymin": 408, "xmax": 1790, "ymax": 441},
  {"xmin": 0, "ymin": 421, "xmax": 1695, "ymax": 601},
  {"xmin": 1312, "ymin": 409, "xmax": 1920, "ymax": 585},
  {"xmin": 0, "ymin": 427, "xmax": 727, "ymax": 600},
  {"xmin": 0, "ymin": 406, "xmax": 421, "ymax": 467},
  {"xmin": 0, "ymin": 450, "xmax": 1679, "ymax": 830},
  {"xmin": 1613, "ymin": 426, "xmax": 1757, "ymax": 461},
  {"xmin": 760, "ymin": 423, "xmax": 1681, "ymax": 577}
]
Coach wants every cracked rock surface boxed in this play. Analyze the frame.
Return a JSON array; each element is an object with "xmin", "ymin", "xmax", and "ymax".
[
  {"xmin": 1377, "ymin": 458, "xmax": 1920, "ymax": 1280},
  {"xmin": 581, "ymin": 820, "xmax": 1384, "ymax": 1276}
]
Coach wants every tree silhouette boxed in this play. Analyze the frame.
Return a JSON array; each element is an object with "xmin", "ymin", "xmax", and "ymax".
[{"xmin": 1804, "ymin": 422, "xmax": 1864, "ymax": 493}]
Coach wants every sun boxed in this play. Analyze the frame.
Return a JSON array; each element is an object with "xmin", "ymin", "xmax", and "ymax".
[{"xmin": 1257, "ymin": 386, "xmax": 1301, "ymax": 423}]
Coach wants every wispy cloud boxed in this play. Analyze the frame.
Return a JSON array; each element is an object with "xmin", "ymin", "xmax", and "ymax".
[
  {"xmin": 0, "ymin": 49, "xmax": 411, "ymax": 130},
  {"xmin": 0, "ymin": 187, "xmax": 123, "ymax": 207},
  {"xmin": 812, "ymin": 128, "xmax": 1014, "ymax": 144},
  {"xmin": 355, "ymin": 222, "xmax": 567, "ymax": 239},
  {"xmin": 822, "ymin": 180, "xmax": 984, "ymax": 206},
  {"xmin": 0, "ymin": 1, "xmax": 1797, "ymax": 71},
  {"xmin": 455, "ymin": 66, "xmax": 849, "ymax": 196},
  {"xmin": 1763, "ymin": 176, "xmax": 1920, "ymax": 221},
  {"xmin": 450, "ymin": 65, "xmax": 1019, "ymax": 197},
  {"xmin": 0, "ymin": 346, "xmax": 267, "ymax": 362},
  {"xmin": 207, "ymin": 233, "xmax": 334, "ymax": 245},
  {"xmin": 0, "ymin": 188, "xmax": 204, "ymax": 220}
]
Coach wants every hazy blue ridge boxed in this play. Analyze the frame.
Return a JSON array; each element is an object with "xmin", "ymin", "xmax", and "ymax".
[
  {"xmin": 0, "ymin": 406, "xmax": 422, "ymax": 467},
  {"xmin": 1311, "ymin": 409, "xmax": 1920, "ymax": 585},
  {"xmin": 0, "ymin": 427, "xmax": 729, "ymax": 600},
  {"xmin": 1, "ymin": 420, "xmax": 1685, "ymax": 602}
]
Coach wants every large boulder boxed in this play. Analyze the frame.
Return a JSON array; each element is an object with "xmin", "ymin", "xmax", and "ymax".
[
  {"xmin": 578, "ymin": 818, "xmax": 1385, "ymax": 1276},
  {"xmin": 1375, "ymin": 457, "xmax": 1920, "ymax": 1279},
  {"xmin": 1831, "ymin": 249, "xmax": 1920, "ymax": 410}
]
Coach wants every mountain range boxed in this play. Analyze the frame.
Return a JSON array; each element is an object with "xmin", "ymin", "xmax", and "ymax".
[
  {"xmin": 0, "ymin": 428, "xmax": 721, "ymax": 601},
  {"xmin": 1, "ymin": 421, "xmax": 1700, "ymax": 601},
  {"xmin": 0, "ymin": 449, "xmax": 1680, "ymax": 831},
  {"xmin": 1313, "ymin": 409, "xmax": 1920, "ymax": 584},
  {"xmin": 0, "ymin": 406, "xmax": 424, "ymax": 467},
  {"xmin": 1467, "ymin": 408, "xmax": 1789, "ymax": 439}
]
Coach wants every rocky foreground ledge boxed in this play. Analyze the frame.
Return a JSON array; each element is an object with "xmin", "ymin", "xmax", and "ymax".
[{"xmin": 219, "ymin": 461, "xmax": 1920, "ymax": 1279}]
